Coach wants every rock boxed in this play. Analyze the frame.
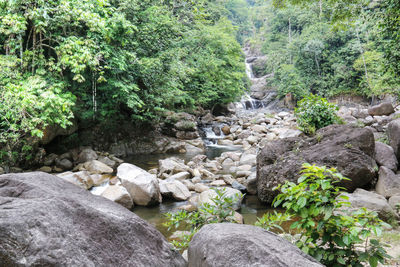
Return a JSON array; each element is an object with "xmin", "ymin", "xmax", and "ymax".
[
  {"xmin": 44, "ymin": 153, "xmax": 58, "ymax": 166},
  {"xmin": 159, "ymin": 180, "xmax": 191, "ymax": 201},
  {"xmin": 167, "ymin": 171, "xmax": 191, "ymax": 181},
  {"xmin": 38, "ymin": 166, "xmax": 52, "ymax": 173},
  {"xmin": 0, "ymin": 172, "xmax": 185, "ymax": 266},
  {"xmin": 388, "ymin": 195, "xmax": 400, "ymax": 211},
  {"xmin": 117, "ymin": 163, "xmax": 162, "ymax": 206},
  {"xmin": 101, "ymin": 184, "xmax": 134, "ymax": 209},
  {"xmin": 239, "ymin": 153, "xmax": 256, "ymax": 166},
  {"xmin": 198, "ymin": 188, "xmax": 243, "ymax": 210},
  {"xmin": 246, "ymin": 172, "xmax": 257, "ymax": 195},
  {"xmin": 158, "ymin": 158, "xmax": 189, "ymax": 177},
  {"xmin": 194, "ymin": 183, "xmax": 209, "ymax": 193},
  {"xmin": 232, "ymin": 181, "xmax": 247, "ymax": 192},
  {"xmin": 175, "ymin": 120, "xmax": 197, "ymax": 131},
  {"xmin": 39, "ymin": 121, "xmax": 78, "ymax": 145},
  {"xmin": 376, "ymin": 166, "xmax": 400, "ymax": 198},
  {"xmin": 55, "ymin": 158, "xmax": 73, "ymax": 170},
  {"xmin": 188, "ymin": 223, "xmax": 322, "ymax": 267},
  {"xmin": 90, "ymin": 174, "xmax": 111, "ymax": 186},
  {"xmin": 375, "ymin": 142, "xmax": 398, "ymax": 171},
  {"xmin": 257, "ymin": 125, "xmax": 378, "ymax": 203},
  {"xmin": 388, "ymin": 119, "xmax": 400, "ymax": 159},
  {"xmin": 210, "ymin": 180, "xmax": 226, "ymax": 186},
  {"xmin": 77, "ymin": 148, "xmax": 98, "ymax": 163},
  {"xmin": 222, "ymin": 175, "xmax": 235, "ymax": 185},
  {"xmin": 340, "ymin": 188, "xmax": 397, "ymax": 220},
  {"xmin": 176, "ymin": 131, "xmax": 200, "ymax": 140},
  {"xmin": 57, "ymin": 171, "xmax": 94, "ymax": 190},
  {"xmin": 246, "ymin": 135, "xmax": 259, "ymax": 145},
  {"xmin": 83, "ymin": 160, "xmax": 114, "ymax": 174},
  {"xmin": 98, "ymin": 156, "xmax": 117, "ymax": 169},
  {"xmin": 182, "ymin": 179, "xmax": 196, "ymax": 191},
  {"xmin": 368, "ymin": 102, "xmax": 395, "ymax": 116},
  {"xmin": 221, "ymin": 125, "xmax": 230, "ymax": 135}
]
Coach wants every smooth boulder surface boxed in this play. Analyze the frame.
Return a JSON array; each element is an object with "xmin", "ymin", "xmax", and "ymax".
[
  {"xmin": 101, "ymin": 184, "xmax": 134, "ymax": 209},
  {"xmin": 83, "ymin": 160, "xmax": 113, "ymax": 174},
  {"xmin": 257, "ymin": 125, "xmax": 377, "ymax": 203},
  {"xmin": 375, "ymin": 141, "xmax": 398, "ymax": 171},
  {"xmin": 368, "ymin": 102, "xmax": 395, "ymax": 116},
  {"xmin": 388, "ymin": 119, "xmax": 400, "ymax": 160},
  {"xmin": 117, "ymin": 163, "xmax": 162, "ymax": 206},
  {"xmin": 376, "ymin": 166, "xmax": 400, "ymax": 198},
  {"xmin": 188, "ymin": 223, "xmax": 323, "ymax": 267},
  {"xmin": 159, "ymin": 180, "xmax": 191, "ymax": 201},
  {"xmin": 0, "ymin": 172, "xmax": 185, "ymax": 266}
]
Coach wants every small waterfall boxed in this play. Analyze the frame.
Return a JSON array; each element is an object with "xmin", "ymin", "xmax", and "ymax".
[{"xmin": 200, "ymin": 125, "xmax": 225, "ymax": 147}]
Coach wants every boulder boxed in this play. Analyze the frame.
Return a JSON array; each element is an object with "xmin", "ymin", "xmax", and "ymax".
[
  {"xmin": 55, "ymin": 158, "xmax": 73, "ymax": 170},
  {"xmin": 388, "ymin": 119, "xmax": 400, "ymax": 159},
  {"xmin": 239, "ymin": 153, "xmax": 256, "ymax": 166},
  {"xmin": 167, "ymin": 171, "xmax": 191, "ymax": 181},
  {"xmin": 368, "ymin": 102, "xmax": 395, "ymax": 116},
  {"xmin": 117, "ymin": 163, "xmax": 162, "ymax": 206},
  {"xmin": 56, "ymin": 171, "xmax": 94, "ymax": 190},
  {"xmin": 90, "ymin": 174, "xmax": 111, "ymax": 186},
  {"xmin": 188, "ymin": 223, "xmax": 322, "ymax": 267},
  {"xmin": 0, "ymin": 172, "xmax": 185, "ymax": 266},
  {"xmin": 374, "ymin": 142, "xmax": 398, "ymax": 171},
  {"xmin": 159, "ymin": 180, "xmax": 191, "ymax": 201},
  {"xmin": 101, "ymin": 184, "xmax": 134, "ymax": 209},
  {"xmin": 198, "ymin": 188, "xmax": 243, "ymax": 211},
  {"xmin": 376, "ymin": 166, "xmax": 400, "ymax": 198},
  {"xmin": 158, "ymin": 158, "xmax": 189, "ymax": 177},
  {"xmin": 194, "ymin": 183, "xmax": 209, "ymax": 193},
  {"xmin": 83, "ymin": 160, "xmax": 114, "ymax": 174},
  {"xmin": 340, "ymin": 188, "xmax": 397, "ymax": 220},
  {"xmin": 221, "ymin": 125, "xmax": 230, "ymax": 135},
  {"xmin": 388, "ymin": 195, "xmax": 400, "ymax": 211},
  {"xmin": 257, "ymin": 125, "xmax": 377, "ymax": 203},
  {"xmin": 77, "ymin": 148, "xmax": 98, "ymax": 163}
]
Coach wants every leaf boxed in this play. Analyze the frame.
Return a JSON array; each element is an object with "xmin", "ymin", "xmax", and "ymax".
[{"xmin": 297, "ymin": 197, "xmax": 307, "ymax": 208}]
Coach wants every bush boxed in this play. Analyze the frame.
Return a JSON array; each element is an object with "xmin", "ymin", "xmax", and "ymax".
[
  {"xmin": 256, "ymin": 163, "xmax": 391, "ymax": 267},
  {"xmin": 164, "ymin": 188, "xmax": 243, "ymax": 250},
  {"xmin": 295, "ymin": 94, "xmax": 340, "ymax": 134}
]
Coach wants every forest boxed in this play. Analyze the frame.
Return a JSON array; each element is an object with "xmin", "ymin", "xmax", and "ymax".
[{"xmin": 0, "ymin": 0, "xmax": 399, "ymax": 164}]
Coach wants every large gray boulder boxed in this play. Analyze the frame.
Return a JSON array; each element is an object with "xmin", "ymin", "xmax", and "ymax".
[
  {"xmin": 376, "ymin": 166, "xmax": 400, "ymax": 198},
  {"xmin": 374, "ymin": 141, "xmax": 398, "ymax": 171},
  {"xmin": 388, "ymin": 119, "xmax": 400, "ymax": 160},
  {"xmin": 0, "ymin": 172, "xmax": 185, "ymax": 266},
  {"xmin": 257, "ymin": 125, "xmax": 378, "ymax": 203},
  {"xmin": 368, "ymin": 102, "xmax": 395, "ymax": 116},
  {"xmin": 188, "ymin": 223, "xmax": 323, "ymax": 267},
  {"xmin": 117, "ymin": 163, "xmax": 162, "ymax": 206},
  {"xmin": 340, "ymin": 188, "xmax": 397, "ymax": 220}
]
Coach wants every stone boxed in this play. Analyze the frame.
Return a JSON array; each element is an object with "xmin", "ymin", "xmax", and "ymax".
[
  {"xmin": 90, "ymin": 174, "xmax": 111, "ymax": 186},
  {"xmin": 56, "ymin": 171, "xmax": 94, "ymax": 190},
  {"xmin": 257, "ymin": 125, "xmax": 378, "ymax": 203},
  {"xmin": 221, "ymin": 125, "xmax": 230, "ymax": 135},
  {"xmin": 232, "ymin": 181, "xmax": 247, "ymax": 192},
  {"xmin": 188, "ymin": 223, "xmax": 323, "ymax": 267},
  {"xmin": 340, "ymin": 189, "xmax": 397, "ymax": 220},
  {"xmin": 388, "ymin": 195, "xmax": 400, "ymax": 211},
  {"xmin": 246, "ymin": 172, "xmax": 257, "ymax": 195},
  {"xmin": 83, "ymin": 160, "xmax": 114, "ymax": 174},
  {"xmin": 44, "ymin": 153, "xmax": 58, "ymax": 166},
  {"xmin": 236, "ymin": 171, "xmax": 251, "ymax": 178},
  {"xmin": 77, "ymin": 148, "xmax": 98, "ymax": 163},
  {"xmin": 239, "ymin": 153, "xmax": 256, "ymax": 166},
  {"xmin": 246, "ymin": 135, "xmax": 259, "ymax": 145},
  {"xmin": 158, "ymin": 158, "xmax": 189, "ymax": 177},
  {"xmin": 181, "ymin": 180, "xmax": 196, "ymax": 191},
  {"xmin": 0, "ymin": 172, "xmax": 185, "ymax": 266},
  {"xmin": 198, "ymin": 188, "xmax": 243, "ymax": 210},
  {"xmin": 38, "ymin": 166, "xmax": 52, "ymax": 173},
  {"xmin": 222, "ymin": 158, "xmax": 235, "ymax": 168},
  {"xmin": 237, "ymin": 164, "xmax": 252, "ymax": 172},
  {"xmin": 117, "ymin": 163, "xmax": 162, "ymax": 206},
  {"xmin": 175, "ymin": 120, "xmax": 197, "ymax": 131},
  {"xmin": 210, "ymin": 180, "xmax": 226, "ymax": 186},
  {"xmin": 368, "ymin": 102, "xmax": 395, "ymax": 116},
  {"xmin": 194, "ymin": 183, "xmax": 209, "ymax": 193},
  {"xmin": 101, "ymin": 184, "xmax": 134, "ymax": 209},
  {"xmin": 167, "ymin": 171, "xmax": 191, "ymax": 181},
  {"xmin": 55, "ymin": 158, "xmax": 73, "ymax": 170},
  {"xmin": 388, "ymin": 119, "xmax": 400, "ymax": 160},
  {"xmin": 375, "ymin": 142, "xmax": 398, "ymax": 171},
  {"xmin": 159, "ymin": 180, "xmax": 191, "ymax": 201},
  {"xmin": 97, "ymin": 156, "xmax": 117, "ymax": 169},
  {"xmin": 222, "ymin": 175, "xmax": 235, "ymax": 185},
  {"xmin": 376, "ymin": 167, "xmax": 400, "ymax": 198}
]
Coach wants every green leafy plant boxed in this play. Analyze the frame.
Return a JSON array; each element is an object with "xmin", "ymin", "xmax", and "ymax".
[
  {"xmin": 255, "ymin": 211, "xmax": 291, "ymax": 232},
  {"xmin": 257, "ymin": 163, "xmax": 391, "ymax": 267},
  {"xmin": 164, "ymin": 188, "xmax": 243, "ymax": 250},
  {"xmin": 295, "ymin": 94, "xmax": 340, "ymax": 135}
]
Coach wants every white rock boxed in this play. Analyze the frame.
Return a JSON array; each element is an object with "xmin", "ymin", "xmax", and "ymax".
[
  {"xmin": 57, "ymin": 171, "xmax": 94, "ymax": 190},
  {"xmin": 194, "ymin": 183, "xmax": 209, "ymax": 193},
  {"xmin": 159, "ymin": 180, "xmax": 191, "ymax": 201},
  {"xmin": 101, "ymin": 184, "xmax": 133, "ymax": 209},
  {"xmin": 83, "ymin": 160, "xmax": 113, "ymax": 174},
  {"xmin": 117, "ymin": 163, "xmax": 161, "ymax": 206}
]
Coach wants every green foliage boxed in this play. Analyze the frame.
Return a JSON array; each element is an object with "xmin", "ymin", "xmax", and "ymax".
[
  {"xmin": 255, "ymin": 211, "xmax": 291, "ymax": 232},
  {"xmin": 257, "ymin": 163, "xmax": 391, "ymax": 267},
  {"xmin": 295, "ymin": 94, "xmax": 340, "ymax": 134},
  {"xmin": 164, "ymin": 188, "xmax": 243, "ymax": 250}
]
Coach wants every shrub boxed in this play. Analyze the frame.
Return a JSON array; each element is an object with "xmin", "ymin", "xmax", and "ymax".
[
  {"xmin": 295, "ymin": 94, "xmax": 340, "ymax": 134},
  {"xmin": 164, "ymin": 188, "xmax": 243, "ymax": 250},
  {"xmin": 256, "ymin": 163, "xmax": 391, "ymax": 267}
]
